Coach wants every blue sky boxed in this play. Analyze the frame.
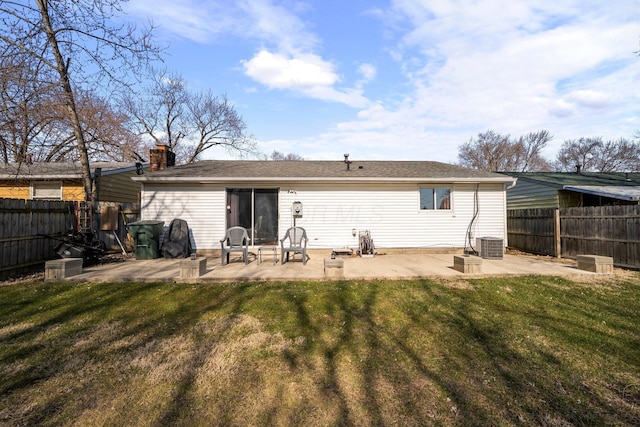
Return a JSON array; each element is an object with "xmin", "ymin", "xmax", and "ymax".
[{"xmin": 124, "ymin": 0, "xmax": 640, "ymax": 163}]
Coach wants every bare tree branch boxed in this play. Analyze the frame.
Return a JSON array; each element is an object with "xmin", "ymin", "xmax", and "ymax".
[
  {"xmin": 0, "ymin": 0, "xmax": 161, "ymax": 202},
  {"xmin": 270, "ymin": 151, "xmax": 305, "ymax": 161},
  {"xmin": 555, "ymin": 137, "xmax": 640, "ymax": 172},
  {"xmin": 458, "ymin": 130, "xmax": 552, "ymax": 172},
  {"xmin": 186, "ymin": 92, "xmax": 257, "ymax": 163},
  {"xmin": 124, "ymin": 71, "xmax": 257, "ymax": 164}
]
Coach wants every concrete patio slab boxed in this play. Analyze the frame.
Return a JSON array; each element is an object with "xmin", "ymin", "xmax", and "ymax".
[{"xmin": 66, "ymin": 251, "xmax": 599, "ymax": 283}]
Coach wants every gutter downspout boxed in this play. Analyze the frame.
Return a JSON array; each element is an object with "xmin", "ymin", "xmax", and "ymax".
[{"xmin": 503, "ymin": 177, "xmax": 517, "ymax": 248}]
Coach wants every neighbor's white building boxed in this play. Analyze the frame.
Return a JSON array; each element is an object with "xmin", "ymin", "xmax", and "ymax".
[{"xmin": 132, "ymin": 156, "xmax": 516, "ymax": 252}]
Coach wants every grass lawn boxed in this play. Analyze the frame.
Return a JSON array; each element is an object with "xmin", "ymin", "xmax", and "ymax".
[{"xmin": 1, "ymin": 273, "xmax": 639, "ymax": 426}]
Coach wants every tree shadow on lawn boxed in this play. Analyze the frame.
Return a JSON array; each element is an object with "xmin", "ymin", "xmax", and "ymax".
[
  {"xmin": 424, "ymin": 276, "xmax": 640, "ymax": 426},
  {"xmin": 0, "ymin": 276, "xmax": 638, "ymax": 426},
  {"xmin": 1, "ymin": 281, "xmax": 253, "ymax": 425}
]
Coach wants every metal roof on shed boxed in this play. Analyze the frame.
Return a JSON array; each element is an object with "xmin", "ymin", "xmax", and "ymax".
[
  {"xmin": 503, "ymin": 172, "xmax": 640, "ymax": 188},
  {"xmin": 564, "ymin": 185, "xmax": 640, "ymax": 201}
]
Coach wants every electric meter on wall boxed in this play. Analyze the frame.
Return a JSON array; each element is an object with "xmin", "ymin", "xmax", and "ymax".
[{"xmin": 292, "ymin": 201, "xmax": 303, "ymax": 217}]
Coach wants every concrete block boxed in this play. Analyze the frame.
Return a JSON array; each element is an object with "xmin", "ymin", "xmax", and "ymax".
[
  {"xmin": 180, "ymin": 257, "xmax": 207, "ymax": 278},
  {"xmin": 453, "ymin": 255, "xmax": 482, "ymax": 274},
  {"xmin": 577, "ymin": 255, "xmax": 613, "ymax": 273},
  {"xmin": 324, "ymin": 257, "xmax": 344, "ymax": 278},
  {"xmin": 45, "ymin": 258, "xmax": 83, "ymax": 281}
]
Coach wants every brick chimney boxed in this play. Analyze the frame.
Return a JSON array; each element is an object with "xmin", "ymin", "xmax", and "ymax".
[{"xmin": 149, "ymin": 144, "xmax": 176, "ymax": 171}]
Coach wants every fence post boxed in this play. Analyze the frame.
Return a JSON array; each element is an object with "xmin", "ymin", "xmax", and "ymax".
[{"xmin": 554, "ymin": 208, "xmax": 561, "ymax": 258}]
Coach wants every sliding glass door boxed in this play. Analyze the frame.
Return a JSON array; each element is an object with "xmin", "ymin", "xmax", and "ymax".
[{"xmin": 226, "ymin": 188, "xmax": 278, "ymax": 246}]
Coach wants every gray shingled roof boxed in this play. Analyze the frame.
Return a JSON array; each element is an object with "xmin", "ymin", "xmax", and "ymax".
[
  {"xmin": 132, "ymin": 160, "xmax": 515, "ymax": 183},
  {"xmin": 0, "ymin": 162, "xmax": 141, "ymax": 179}
]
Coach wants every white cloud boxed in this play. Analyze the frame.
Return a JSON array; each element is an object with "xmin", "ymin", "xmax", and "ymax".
[
  {"xmin": 128, "ymin": 0, "xmax": 373, "ymax": 108},
  {"xmin": 242, "ymin": 51, "xmax": 371, "ymax": 108},
  {"xmin": 355, "ymin": 63, "xmax": 377, "ymax": 89},
  {"xmin": 125, "ymin": 0, "xmax": 238, "ymax": 43},
  {"xmin": 352, "ymin": 3, "xmax": 635, "ymax": 143},
  {"xmin": 242, "ymin": 50, "xmax": 338, "ymax": 89},
  {"xmin": 565, "ymin": 90, "xmax": 613, "ymax": 109},
  {"xmin": 237, "ymin": 0, "xmax": 319, "ymax": 53},
  {"xmin": 358, "ymin": 63, "xmax": 377, "ymax": 82},
  {"xmin": 126, "ymin": 0, "xmax": 640, "ymax": 163},
  {"xmin": 269, "ymin": 0, "xmax": 640, "ymax": 163},
  {"xmin": 548, "ymin": 100, "xmax": 575, "ymax": 118},
  {"xmin": 126, "ymin": 0, "xmax": 317, "ymax": 49}
]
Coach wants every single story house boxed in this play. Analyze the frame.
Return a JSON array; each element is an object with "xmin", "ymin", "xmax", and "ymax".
[
  {"xmin": 132, "ymin": 155, "xmax": 516, "ymax": 252},
  {"xmin": 502, "ymin": 172, "xmax": 640, "ymax": 210},
  {"xmin": 0, "ymin": 162, "xmax": 145, "ymax": 203}
]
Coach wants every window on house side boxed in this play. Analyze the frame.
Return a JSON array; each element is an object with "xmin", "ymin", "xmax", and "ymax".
[
  {"xmin": 32, "ymin": 181, "xmax": 63, "ymax": 200},
  {"xmin": 419, "ymin": 187, "xmax": 451, "ymax": 210}
]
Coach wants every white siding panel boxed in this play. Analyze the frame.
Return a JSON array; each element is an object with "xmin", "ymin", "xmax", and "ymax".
[
  {"xmin": 456, "ymin": 183, "xmax": 508, "ymax": 245},
  {"xmin": 141, "ymin": 184, "xmax": 226, "ymax": 250},
  {"xmin": 280, "ymin": 185, "xmax": 418, "ymax": 249},
  {"xmin": 279, "ymin": 183, "xmax": 507, "ymax": 249},
  {"xmin": 141, "ymin": 182, "xmax": 508, "ymax": 250}
]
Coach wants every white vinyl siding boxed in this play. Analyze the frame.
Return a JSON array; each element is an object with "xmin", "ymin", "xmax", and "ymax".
[
  {"xmin": 140, "ymin": 182, "xmax": 507, "ymax": 250},
  {"xmin": 456, "ymin": 183, "xmax": 508, "ymax": 246},
  {"xmin": 280, "ymin": 183, "xmax": 505, "ymax": 249},
  {"xmin": 141, "ymin": 184, "xmax": 226, "ymax": 251}
]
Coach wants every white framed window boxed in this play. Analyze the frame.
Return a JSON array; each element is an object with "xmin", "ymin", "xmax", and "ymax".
[
  {"xmin": 419, "ymin": 186, "xmax": 451, "ymax": 210},
  {"xmin": 31, "ymin": 181, "xmax": 63, "ymax": 200}
]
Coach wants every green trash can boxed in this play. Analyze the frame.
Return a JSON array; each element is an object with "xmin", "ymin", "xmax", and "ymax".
[{"xmin": 128, "ymin": 220, "xmax": 164, "ymax": 259}]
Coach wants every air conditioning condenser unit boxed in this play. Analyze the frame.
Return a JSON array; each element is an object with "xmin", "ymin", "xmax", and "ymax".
[{"xmin": 476, "ymin": 237, "xmax": 504, "ymax": 259}]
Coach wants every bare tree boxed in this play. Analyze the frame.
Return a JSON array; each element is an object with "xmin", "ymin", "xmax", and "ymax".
[
  {"xmin": 0, "ymin": 55, "xmax": 139, "ymax": 163},
  {"xmin": 124, "ymin": 70, "xmax": 256, "ymax": 164},
  {"xmin": 555, "ymin": 137, "xmax": 640, "ymax": 172},
  {"xmin": 555, "ymin": 137, "xmax": 601, "ymax": 172},
  {"xmin": 0, "ymin": 0, "xmax": 160, "ymax": 201},
  {"xmin": 186, "ymin": 92, "xmax": 257, "ymax": 163},
  {"xmin": 458, "ymin": 130, "xmax": 552, "ymax": 172},
  {"xmin": 598, "ymin": 138, "xmax": 640, "ymax": 172},
  {"xmin": 0, "ymin": 52, "xmax": 61, "ymax": 163},
  {"xmin": 458, "ymin": 130, "xmax": 513, "ymax": 172},
  {"xmin": 123, "ymin": 70, "xmax": 188, "ymax": 152},
  {"xmin": 270, "ymin": 151, "xmax": 305, "ymax": 161},
  {"xmin": 512, "ymin": 131, "xmax": 553, "ymax": 172},
  {"xmin": 44, "ymin": 90, "xmax": 144, "ymax": 162}
]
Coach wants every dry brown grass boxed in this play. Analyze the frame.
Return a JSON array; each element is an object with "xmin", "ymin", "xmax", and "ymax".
[{"xmin": 1, "ymin": 275, "xmax": 639, "ymax": 426}]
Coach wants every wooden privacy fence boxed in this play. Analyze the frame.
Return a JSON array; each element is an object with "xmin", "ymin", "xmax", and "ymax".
[
  {"xmin": 0, "ymin": 198, "xmax": 75, "ymax": 279},
  {"xmin": 508, "ymin": 205, "xmax": 640, "ymax": 269}
]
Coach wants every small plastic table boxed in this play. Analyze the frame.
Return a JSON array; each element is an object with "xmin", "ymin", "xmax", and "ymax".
[{"xmin": 257, "ymin": 246, "xmax": 278, "ymax": 264}]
